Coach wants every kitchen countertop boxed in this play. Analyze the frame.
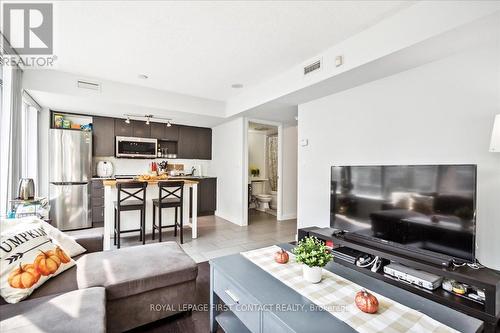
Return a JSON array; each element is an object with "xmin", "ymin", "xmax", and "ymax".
[
  {"xmin": 93, "ymin": 176, "xmax": 216, "ymax": 180},
  {"xmin": 102, "ymin": 178, "xmax": 199, "ymax": 187}
]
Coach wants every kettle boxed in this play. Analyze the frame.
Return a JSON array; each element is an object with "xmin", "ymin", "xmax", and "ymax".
[{"xmin": 18, "ymin": 178, "xmax": 35, "ymax": 200}]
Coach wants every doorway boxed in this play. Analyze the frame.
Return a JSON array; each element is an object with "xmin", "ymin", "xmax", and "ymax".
[{"xmin": 245, "ymin": 119, "xmax": 281, "ymax": 225}]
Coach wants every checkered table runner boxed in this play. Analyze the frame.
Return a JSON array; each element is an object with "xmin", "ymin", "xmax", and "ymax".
[{"xmin": 241, "ymin": 245, "xmax": 458, "ymax": 333}]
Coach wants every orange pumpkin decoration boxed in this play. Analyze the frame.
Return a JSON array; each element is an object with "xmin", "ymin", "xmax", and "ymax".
[
  {"xmin": 8, "ymin": 263, "xmax": 41, "ymax": 289},
  {"xmin": 355, "ymin": 290, "xmax": 379, "ymax": 314},
  {"xmin": 34, "ymin": 249, "xmax": 61, "ymax": 276},
  {"xmin": 54, "ymin": 246, "xmax": 71, "ymax": 263},
  {"xmin": 274, "ymin": 248, "xmax": 289, "ymax": 264}
]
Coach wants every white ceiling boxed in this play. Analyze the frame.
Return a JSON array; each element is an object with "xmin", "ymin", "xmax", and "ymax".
[{"xmin": 52, "ymin": 1, "xmax": 413, "ymax": 102}]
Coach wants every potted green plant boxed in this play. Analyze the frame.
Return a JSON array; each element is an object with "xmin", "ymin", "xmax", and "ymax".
[{"xmin": 292, "ymin": 236, "xmax": 333, "ymax": 283}]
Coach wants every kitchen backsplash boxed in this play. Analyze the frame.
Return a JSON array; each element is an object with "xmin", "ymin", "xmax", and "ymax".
[{"xmin": 93, "ymin": 157, "xmax": 213, "ymax": 177}]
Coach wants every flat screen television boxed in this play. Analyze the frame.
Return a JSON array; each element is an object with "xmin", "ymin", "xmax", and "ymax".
[{"xmin": 330, "ymin": 165, "xmax": 476, "ymax": 263}]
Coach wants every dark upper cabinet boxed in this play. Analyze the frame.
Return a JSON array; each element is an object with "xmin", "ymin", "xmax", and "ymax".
[
  {"xmin": 93, "ymin": 116, "xmax": 115, "ymax": 156},
  {"xmin": 197, "ymin": 127, "xmax": 212, "ymax": 160},
  {"xmin": 114, "ymin": 118, "xmax": 133, "ymax": 137},
  {"xmin": 178, "ymin": 126, "xmax": 198, "ymax": 159},
  {"xmin": 178, "ymin": 126, "xmax": 212, "ymax": 160},
  {"xmin": 150, "ymin": 122, "xmax": 165, "ymax": 139},
  {"xmin": 164, "ymin": 125, "xmax": 179, "ymax": 141},
  {"xmin": 132, "ymin": 120, "xmax": 151, "ymax": 138},
  {"xmin": 150, "ymin": 122, "xmax": 179, "ymax": 141}
]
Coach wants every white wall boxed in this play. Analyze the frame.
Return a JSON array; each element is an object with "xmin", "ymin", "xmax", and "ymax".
[
  {"xmin": 92, "ymin": 157, "xmax": 213, "ymax": 178},
  {"xmin": 212, "ymin": 117, "xmax": 246, "ymax": 225},
  {"xmin": 298, "ymin": 43, "xmax": 500, "ymax": 269},
  {"xmin": 281, "ymin": 125, "xmax": 298, "ymax": 220},
  {"xmin": 248, "ymin": 131, "xmax": 267, "ymax": 179}
]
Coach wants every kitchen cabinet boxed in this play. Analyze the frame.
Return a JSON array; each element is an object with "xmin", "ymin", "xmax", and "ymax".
[
  {"xmin": 199, "ymin": 177, "xmax": 217, "ymax": 213},
  {"xmin": 91, "ymin": 179, "xmax": 105, "ymax": 224},
  {"xmin": 150, "ymin": 122, "xmax": 180, "ymax": 141},
  {"xmin": 150, "ymin": 122, "xmax": 165, "ymax": 139},
  {"xmin": 93, "ymin": 116, "xmax": 115, "ymax": 156},
  {"xmin": 164, "ymin": 124, "xmax": 180, "ymax": 141},
  {"xmin": 190, "ymin": 177, "xmax": 217, "ymax": 216},
  {"xmin": 197, "ymin": 127, "xmax": 212, "ymax": 160},
  {"xmin": 132, "ymin": 120, "xmax": 151, "ymax": 138},
  {"xmin": 178, "ymin": 126, "xmax": 198, "ymax": 159},
  {"xmin": 178, "ymin": 126, "xmax": 212, "ymax": 159},
  {"xmin": 114, "ymin": 118, "xmax": 133, "ymax": 137}
]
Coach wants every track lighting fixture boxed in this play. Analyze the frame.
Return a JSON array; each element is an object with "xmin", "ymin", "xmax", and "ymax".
[{"xmin": 125, "ymin": 116, "xmax": 130, "ymax": 124}]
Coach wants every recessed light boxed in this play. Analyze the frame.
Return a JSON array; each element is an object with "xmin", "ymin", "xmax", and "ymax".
[
  {"xmin": 138, "ymin": 74, "xmax": 149, "ymax": 79},
  {"xmin": 231, "ymin": 83, "xmax": 243, "ymax": 89}
]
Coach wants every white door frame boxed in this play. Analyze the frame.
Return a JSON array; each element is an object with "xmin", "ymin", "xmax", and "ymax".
[{"xmin": 243, "ymin": 117, "xmax": 283, "ymax": 225}]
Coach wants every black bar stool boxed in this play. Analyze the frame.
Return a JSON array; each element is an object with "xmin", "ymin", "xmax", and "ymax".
[
  {"xmin": 114, "ymin": 181, "xmax": 147, "ymax": 249},
  {"xmin": 152, "ymin": 181, "xmax": 184, "ymax": 244}
]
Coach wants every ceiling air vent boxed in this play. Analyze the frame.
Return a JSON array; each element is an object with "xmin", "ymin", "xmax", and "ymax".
[
  {"xmin": 77, "ymin": 80, "xmax": 101, "ymax": 91},
  {"xmin": 303, "ymin": 59, "xmax": 321, "ymax": 75}
]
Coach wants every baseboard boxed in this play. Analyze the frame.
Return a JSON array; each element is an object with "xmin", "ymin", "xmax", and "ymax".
[
  {"xmin": 278, "ymin": 213, "xmax": 297, "ymax": 221},
  {"xmin": 215, "ymin": 211, "xmax": 243, "ymax": 226}
]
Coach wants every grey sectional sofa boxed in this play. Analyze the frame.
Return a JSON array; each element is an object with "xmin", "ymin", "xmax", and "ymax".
[{"xmin": 0, "ymin": 234, "xmax": 198, "ymax": 333}]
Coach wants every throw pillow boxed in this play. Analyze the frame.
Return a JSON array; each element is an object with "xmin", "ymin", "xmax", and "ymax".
[
  {"xmin": 1, "ymin": 217, "xmax": 86, "ymax": 257},
  {"xmin": 0, "ymin": 220, "xmax": 76, "ymax": 303}
]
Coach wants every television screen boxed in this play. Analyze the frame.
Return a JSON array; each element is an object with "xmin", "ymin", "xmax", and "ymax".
[{"xmin": 330, "ymin": 165, "xmax": 476, "ymax": 262}]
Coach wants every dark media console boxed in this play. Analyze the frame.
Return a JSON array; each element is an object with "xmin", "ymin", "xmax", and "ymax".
[{"xmin": 298, "ymin": 227, "xmax": 500, "ymax": 332}]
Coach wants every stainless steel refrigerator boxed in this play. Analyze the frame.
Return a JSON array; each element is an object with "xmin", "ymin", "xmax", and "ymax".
[{"xmin": 49, "ymin": 129, "xmax": 92, "ymax": 230}]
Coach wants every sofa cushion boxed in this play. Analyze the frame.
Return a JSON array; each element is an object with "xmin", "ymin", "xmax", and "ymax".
[
  {"xmin": 0, "ymin": 287, "xmax": 106, "ymax": 333},
  {"xmin": 1, "ymin": 221, "xmax": 76, "ymax": 304},
  {"xmin": 76, "ymin": 242, "xmax": 198, "ymax": 300}
]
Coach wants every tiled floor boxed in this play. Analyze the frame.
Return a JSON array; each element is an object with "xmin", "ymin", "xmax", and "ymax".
[{"xmin": 92, "ymin": 210, "xmax": 297, "ymax": 263}]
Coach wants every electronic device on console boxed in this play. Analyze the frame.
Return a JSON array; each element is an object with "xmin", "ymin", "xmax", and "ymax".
[{"xmin": 383, "ymin": 263, "xmax": 443, "ymax": 291}]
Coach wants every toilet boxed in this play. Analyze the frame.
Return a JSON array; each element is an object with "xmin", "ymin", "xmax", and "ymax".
[{"xmin": 255, "ymin": 194, "xmax": 272, "ymax": 211}]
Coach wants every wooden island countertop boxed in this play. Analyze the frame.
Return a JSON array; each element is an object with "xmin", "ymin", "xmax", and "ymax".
[{"xmin": 102, "ymin": 178, "xmax": 199, "ymax": 187}]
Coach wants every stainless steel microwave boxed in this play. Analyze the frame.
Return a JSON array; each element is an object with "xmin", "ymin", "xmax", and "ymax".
[{"xmin": 115, "ymin": 136, "xmax": 157, "ymax": 158}]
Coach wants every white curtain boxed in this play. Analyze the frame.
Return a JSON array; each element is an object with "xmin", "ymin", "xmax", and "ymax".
[
  {"xmin": 0, "ymin": 63, "xmax": 23, "ymax": 216},
  {"xmin": 267, "ymin": 134, "xmax": 278, "ymax": 192}
]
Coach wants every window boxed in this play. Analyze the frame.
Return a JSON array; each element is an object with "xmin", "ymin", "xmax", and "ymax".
[{"xmin": 21, "ymin": 98, "xmax": 39, "ymax": 186}]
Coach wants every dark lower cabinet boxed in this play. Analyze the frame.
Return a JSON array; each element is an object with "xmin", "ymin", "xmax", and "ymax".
[
  {"xmin": 93, "ymin": 117, "xmax": 115, "ymax": 156},
  {"xmin": 91, "ymin": 180, "xmax": 105, "ymax": 225},
  {"xmin": 190, "ymin": 177, "xmax": 217, "ymax": 216}
]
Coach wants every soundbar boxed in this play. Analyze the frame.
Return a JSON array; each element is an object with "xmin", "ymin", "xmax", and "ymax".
[{"xmin": 342, "ymin": 232, "xmax": 452, "ymax": 267}]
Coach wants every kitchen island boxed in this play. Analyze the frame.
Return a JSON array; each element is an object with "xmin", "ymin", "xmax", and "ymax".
[{"xmin": 102, "ymin": 179, "xmax": 198, "ymax": 250}]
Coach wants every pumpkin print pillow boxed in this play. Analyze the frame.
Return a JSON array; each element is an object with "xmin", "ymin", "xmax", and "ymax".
[{"xmin": 0, "ymin": 220, "xmax": 75, "ymax": 304}]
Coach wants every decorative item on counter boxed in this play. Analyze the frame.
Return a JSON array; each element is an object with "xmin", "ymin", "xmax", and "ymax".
[
  {"xmin": 274, "ymin": 248, "xmax": 289, "ymax": 264},
  {"xmin": 151, "ymin": 162, "xmax": 158, "ymax": 174},
  {"xmin": 355, "ymin": 290, "xmax": 379, "ymax": 314},
  {"xmin": 250, "ymin": 166, "xmax": 260, "ymax": 177},
  {"xmin": 53, "ymin": 114, "xmax": 64, "ymax": 128},
  {"xmin": 157, "ymin": 144, "xmax": 162, "ymax": 157},
  {"xmin": 62, "ymin": 119, "xmax": 72, "ymax": 129},
  {"xmin": 158, "ymin": 160, "xmax": 168, "ymax": 172},
  {"xmin": 292, "ymin": 236, "xmax": 333, "ymax": 283},
  {"xmin": 81, "ymin": 123, "xmax": 92, "ymax": 131}
]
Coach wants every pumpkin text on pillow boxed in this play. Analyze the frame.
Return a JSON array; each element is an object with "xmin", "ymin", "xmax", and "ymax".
[{"xmin": 1, "ymin": 221, "xmax": 75, "ymax": 304}]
